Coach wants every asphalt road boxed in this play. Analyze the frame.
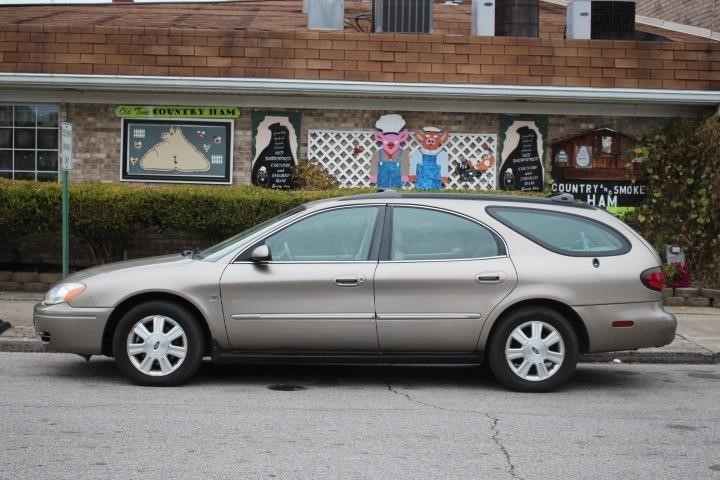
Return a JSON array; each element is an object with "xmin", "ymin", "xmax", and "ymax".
[{"xmin": 1, "ymin": 353, "xmax": 720, "ymax": 480}]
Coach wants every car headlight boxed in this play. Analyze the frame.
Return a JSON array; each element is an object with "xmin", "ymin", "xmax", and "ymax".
[{"xmin": 43, "ymin": 283, "xmax": 86, "ymax": 305}]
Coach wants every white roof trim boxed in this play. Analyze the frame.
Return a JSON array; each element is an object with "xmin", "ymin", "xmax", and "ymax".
[{"xmin": 0, "ymin": 73, "xmax": 718, "ymax": 106}]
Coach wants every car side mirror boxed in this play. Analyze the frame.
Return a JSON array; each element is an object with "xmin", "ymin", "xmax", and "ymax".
[{"xmin": 250, "ymin": 244, "xmax": 271, "ymax": 262}]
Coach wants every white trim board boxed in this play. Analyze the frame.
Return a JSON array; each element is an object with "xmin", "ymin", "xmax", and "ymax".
[{"xmin": 0, "ymin": 73, "xmax": 717, "ymax": 117}]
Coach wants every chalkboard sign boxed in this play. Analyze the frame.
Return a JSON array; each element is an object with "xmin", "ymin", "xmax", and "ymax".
[
  {"xmin": 251, "ymin": 111, "xmax": 301, "ymax": 190},
  {"xmin": 498, "ymin": 116, "xmax": 547, "ymax": 192}
]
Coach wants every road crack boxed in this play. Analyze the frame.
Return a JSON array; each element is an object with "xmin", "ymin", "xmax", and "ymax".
[
  {"xmin": 486, "ymin": 414, "xmax": 523, "ymax": 480},
  {"xmin": 384, "ymin": 380, "xmax": 523, "ymax": 480},
  {"xmin": 384, "ymin": 381, "xmax": 450, "ymax": 411},
  {"xmin": 676, "ymin": 333, "xmax": 716, "ymax": 356}
]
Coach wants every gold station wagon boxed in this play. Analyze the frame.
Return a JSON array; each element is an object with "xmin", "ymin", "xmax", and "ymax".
[{"xmin": 34, "ymin": 191, "xmax": 676, "ymax": 392}]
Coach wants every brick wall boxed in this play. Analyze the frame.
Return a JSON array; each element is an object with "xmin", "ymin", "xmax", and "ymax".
[
  {"xmin": 64, "ymin": 104, "xmax": 253, "ymax": 184},
  {"xmin": 62, "ymin": 103, "xmax": 669, "ymax": 185},
  {"xmin": 637, "ymin": 0, "xmax": 720, "ymax": 32},
  {"xmin": 0, "ymin": 24, "xmax": 718, "ymax": 89}
]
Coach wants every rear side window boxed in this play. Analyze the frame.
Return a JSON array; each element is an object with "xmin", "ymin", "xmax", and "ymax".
[
  {"xmin": 390, "ymin": 207, "xmax": 505, "ymax": 261},
  {"xmin": 486, "ymin": 206, "xmax": 630, "ymax": 257}
]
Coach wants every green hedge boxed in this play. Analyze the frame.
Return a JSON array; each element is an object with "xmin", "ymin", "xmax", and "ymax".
[{"xmin": 0, "ymin": 181, "xmax": 368, "ymax": 264}]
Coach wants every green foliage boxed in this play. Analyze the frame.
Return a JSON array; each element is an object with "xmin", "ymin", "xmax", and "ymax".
[
  {"xmin": 0, "ymin": 180, "xmax": 365, "ymax": 265},
  {"xmin": 627, "ymin": 115, "xmax": 720, "ymax": 287},
  {"xmin": 292, "ymin": 160, "xmax": 340, "ymax": 190}
]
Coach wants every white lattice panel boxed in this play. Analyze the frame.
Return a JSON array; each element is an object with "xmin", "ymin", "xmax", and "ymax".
[{"xmin": 308, "ymin": 130, "xmax": 497, "ymax": 190}]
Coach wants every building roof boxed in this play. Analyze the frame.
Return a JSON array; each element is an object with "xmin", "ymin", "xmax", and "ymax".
[{"xmin": 0, "ymin": 0, "xmax": 717, "ymax": 103}]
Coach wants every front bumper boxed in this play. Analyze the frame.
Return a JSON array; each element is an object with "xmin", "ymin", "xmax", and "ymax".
[
  {"xmin": 574, "ymin": 301, "xmax": 677, "ymax": 353},
  {"xmin": 33, "ymin": 302, "xmax": 113, "ymax": 355}
]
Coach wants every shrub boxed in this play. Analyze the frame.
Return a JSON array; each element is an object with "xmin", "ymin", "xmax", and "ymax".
[
  {"xmin": 628, "ymin": 115, "xmax": 720, "ymax": 287},
  {"xmin": 662, "ymin": 262, "xmax": 692, "ymax": 289},
  {"xmin": 292, "ymin": 160, "xmax": 339, "ymax": 190},
  {"xmin": 0, "ymin": 181, "xmax": 366, "ymax": 265}
]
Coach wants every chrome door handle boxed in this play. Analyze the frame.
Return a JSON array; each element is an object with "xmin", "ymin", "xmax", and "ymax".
[
  {"xmin": 475, "ymin": 272, "xmax": 505, "ymax": 284},
  {"xmin": 334, "ymin": 275, "xmax": 366, "ymax": 287}
]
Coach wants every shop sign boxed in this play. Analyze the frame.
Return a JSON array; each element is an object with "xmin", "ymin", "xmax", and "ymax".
[
  {"xmin": 251, "ymin": 111, "xmax": 301, "ymax": 189},
  {"xmin": 498, "ymin": 115, "xmax": 548, "ymax": 192},
  {"xmin": 550, "ymin": 128, "xmax": 645, "ymax": 208},
  {"xmin": 121, "ymin": 119, "xmax": 233, "ymax": 184},
  {"xmin": 116, "ymin": 105, "xmax": 240, "ymax": 119},
  {"xmin": 550, "ymin": 181, "xmax": 646, "ymax": 208}
]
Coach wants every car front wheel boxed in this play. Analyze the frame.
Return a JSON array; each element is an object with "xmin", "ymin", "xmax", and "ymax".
[
  {"xmin": 488, "ymin": 306, "xmax": 578, "ymax": 392},
  {"xmin": 112, "ymin": 300, "xmax": 204, "ymax": 386}
]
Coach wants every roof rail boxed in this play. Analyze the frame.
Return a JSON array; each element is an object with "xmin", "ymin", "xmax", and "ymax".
[{"xmin": 550, "ymin": 193, "xmax": 576, "ymax": 203}]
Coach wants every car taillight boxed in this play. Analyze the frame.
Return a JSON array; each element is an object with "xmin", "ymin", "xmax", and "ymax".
[{"xmin": 641, "ymin": 267, "xmax": 664, "ymax": 291}]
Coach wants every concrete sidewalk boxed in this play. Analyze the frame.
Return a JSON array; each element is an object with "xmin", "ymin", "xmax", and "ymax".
[{"xmin": 0, "ymin": 291, "xmax": 718, "ymax": 363}]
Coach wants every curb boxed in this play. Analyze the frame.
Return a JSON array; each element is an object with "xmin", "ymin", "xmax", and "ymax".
[
  {"xmin": 1, "ymin": 337, "xmax": 718, "ymax": 364},
  {"xmin": 579, "ymin": 351, "xmax": 719, "ymax": 364},
  {"xmin": 0, "ymin": 338, "xmax": 45, "ymax": 353}
]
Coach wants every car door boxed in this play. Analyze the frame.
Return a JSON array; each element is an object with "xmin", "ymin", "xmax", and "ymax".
[
  {"xmin": 374, "ymin": 205, "xmax": 517, "ymax": 352},
  {"xmin": 220, "ymin": 205, "xmax": 383, "ymax": 351}
]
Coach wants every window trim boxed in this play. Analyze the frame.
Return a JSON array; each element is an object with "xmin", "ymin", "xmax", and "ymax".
[
  {"xmin": 380, "ymin": 204, "xmax": 508, "ymax": 263},
  {"xmin": 486, "ymin": 205, "xmax": 632, "ymax": 257},
  {"xmin": 232, "ymin": 204, "xmax": 387, "ymax": 264}
]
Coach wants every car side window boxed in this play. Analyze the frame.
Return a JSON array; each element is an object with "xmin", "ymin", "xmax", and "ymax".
[
  {"xmin": 486, "ymin": 206, "xmax": 630, "ymax": 256},
  {"xmin": 265, "ymin": 207, "xmax": 379, "ymax": 262},
  {"xmin": 390, "ymin": 207, "xmax": 503, "ymax": 261}
]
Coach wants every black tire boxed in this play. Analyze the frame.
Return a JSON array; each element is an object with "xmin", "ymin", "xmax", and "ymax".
[
  {"xmin": 487, "ymin": 306, "xmax": 578, "ymax": 393},
  {"xmin": 112, "ymin": 300, "xmax": 204, "ymax": 386}
]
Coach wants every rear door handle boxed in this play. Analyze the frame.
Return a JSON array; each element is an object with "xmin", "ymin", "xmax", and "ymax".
[
  {"xmin": 475, "ymin": 272, "xmax": 505, "ymax": 284},
  {"xmin": 334, "ymin": 275, "xmax": 366, "ymax": 287}
]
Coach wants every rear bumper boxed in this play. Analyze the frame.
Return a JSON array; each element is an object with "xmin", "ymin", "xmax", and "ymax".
[
  {"xmin": 574, "ymin": 301, "xmax": 677, "ymax": 353},
  {"xmin": 33, "ymin": 302, "xmax": 113, "ymax": 355}
]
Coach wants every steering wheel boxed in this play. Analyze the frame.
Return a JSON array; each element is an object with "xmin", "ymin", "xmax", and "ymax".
[{"xmin": 279, "ymin": 241, "xmax": 295, "ymax": 261}]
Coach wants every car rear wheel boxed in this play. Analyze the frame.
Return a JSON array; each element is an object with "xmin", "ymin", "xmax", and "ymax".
[
  {"xmin": 112, "ymin": 301, "xmax": 204, "ymax": 386},
  {"xmin": 488, "ymin": 306, "xmax": 578, "ymax": 392}
]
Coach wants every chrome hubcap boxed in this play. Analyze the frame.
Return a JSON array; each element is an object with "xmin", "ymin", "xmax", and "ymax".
[
  {"xmin": 505, "ymin": 320, "xmax": 565, "ymax": 382},
  {"xmin": 126, "ymin": 315, "xmax": 187, "ymax": 377}
]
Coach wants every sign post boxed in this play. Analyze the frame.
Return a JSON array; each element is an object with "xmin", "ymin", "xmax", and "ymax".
[{"xmin": 60, "ymin": 122, "xmax": 73, "ymax": 278}]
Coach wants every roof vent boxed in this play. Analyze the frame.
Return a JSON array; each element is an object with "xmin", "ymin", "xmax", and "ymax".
[
  {"xmin": 471, "ymin": 0, "xmax": 496, "ymax": 36},
  {"xmin": 495, "ymin": 0, "xmax": 539, "ymax": 37},
  {"xmin": 566, "ymin": 0, "xmax": 591, "ymax": 39},
  {"xmin": 372, "ymin": 0, "xmax": 434, "ymax": 33},
  {"xmin": 591, "ymin": 0, "xmax": 635, "ymax": 39},
  {"xmin": 308, "ymin": 0, "xmax": 345, "ymax": 30},
  {"xmin": 567, "ymin": 0, "xmax": 635, "ymax": 39}
]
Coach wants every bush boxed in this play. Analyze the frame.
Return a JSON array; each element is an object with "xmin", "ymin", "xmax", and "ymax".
[
  {"xmin": 628, "ymin": 115, "xmax": 720, "ymax": 287},
  {"xmin": 0, "ymin": 180, "xmax": 366, "ymax": 265},
  {"xmin": 292, "ymin": 160, "xmax": 339, "ymax": 190}
]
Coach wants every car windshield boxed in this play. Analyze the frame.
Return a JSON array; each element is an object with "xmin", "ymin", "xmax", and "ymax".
[{"xmin": 194, "ymin": 205, "xmax": 306, "ymax": 262}]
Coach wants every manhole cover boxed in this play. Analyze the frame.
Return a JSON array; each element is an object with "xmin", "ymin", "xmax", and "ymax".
[{"xmin": 267, "ymin": 384, "xmax": 306, "ymax": 391}]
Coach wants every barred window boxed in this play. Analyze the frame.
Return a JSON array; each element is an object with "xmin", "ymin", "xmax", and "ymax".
[{"xmin": 0, "ymin": 105, "xmax": 59, "ymax": 182}]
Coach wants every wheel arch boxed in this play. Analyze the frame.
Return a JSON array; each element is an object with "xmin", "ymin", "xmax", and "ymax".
[
  {"xmin": 101, "ymin": 292, "xmax": 212, "ymax": 357},
  {"xmin": 484, "ymin": 299, "xmax": 590, "ymax": 355}
]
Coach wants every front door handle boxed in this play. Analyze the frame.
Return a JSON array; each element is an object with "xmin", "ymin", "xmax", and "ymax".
[
  {"xmin": 334, "ymin": 275, "xmax": 366, "ymax": 287},
  {"xmin": 475, "ymin": 272, "xmax": 505, "ymax": 284}
]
